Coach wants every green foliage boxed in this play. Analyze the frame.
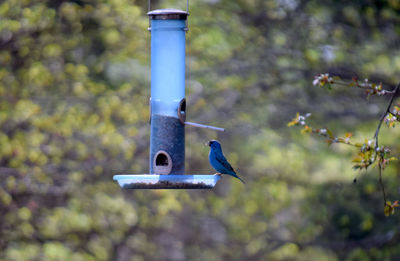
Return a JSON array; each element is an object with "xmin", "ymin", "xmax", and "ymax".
[{"xmin": 1, "ymin": 0, "xmax": 400, "ymax": 260}]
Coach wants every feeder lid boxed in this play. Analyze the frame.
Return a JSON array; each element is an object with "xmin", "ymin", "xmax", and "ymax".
[
  {"xmin": 147, "ymin": 9, "xmax": 189, "ymax": 20},
  {"xmin": 113, "ymin": 174, "xmax": 220, "ymax": 189}
]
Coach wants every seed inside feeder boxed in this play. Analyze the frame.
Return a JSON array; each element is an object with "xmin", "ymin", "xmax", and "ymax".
[{"xmin": 150, "ymin": 114, "xmax": 185, "ymax": 174}]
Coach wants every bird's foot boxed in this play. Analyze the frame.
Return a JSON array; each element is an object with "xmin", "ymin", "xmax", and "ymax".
[{"xmin": 214, "ymin": 173, "xmax": 223, "ymax": 177}]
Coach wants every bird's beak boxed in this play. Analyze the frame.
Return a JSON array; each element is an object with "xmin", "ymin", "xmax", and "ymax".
[{"xmin": 204, "ymin": 142, "xmax": 209, "ymax": 146}]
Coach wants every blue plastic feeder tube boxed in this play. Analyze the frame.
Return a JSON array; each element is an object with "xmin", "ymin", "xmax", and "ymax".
[{"xmin": 148, "ymin": 10, "xmax": 188, "ymax": 175}]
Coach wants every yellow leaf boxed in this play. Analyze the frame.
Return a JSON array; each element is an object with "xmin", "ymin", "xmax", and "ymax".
[
  {"xmin": 287, "ymin": 113, "xmax": 300, "ymax": 127},
  {"xmin": 287, "ymin": 120, "xmax": 298, "ymax": 127},
  {"xmin": 345, "ymin": 132, "xmax": 353, "ymax": 138},
  {"xmin": 301, "ymin": 125, "xmax": 312, "ymax": 134}
]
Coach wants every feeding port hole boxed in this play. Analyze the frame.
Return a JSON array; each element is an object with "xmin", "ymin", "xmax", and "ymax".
[
  {"xmin": 156, "ymin": 153, "xmax": 168, "ymax": 166},
  {"xmin": 178, "ymin": 98, "xmax": 186, "ymax": 124},
  {"xmin": 153, "ymin": 150, "xmax": 172, "ymax": 174}
]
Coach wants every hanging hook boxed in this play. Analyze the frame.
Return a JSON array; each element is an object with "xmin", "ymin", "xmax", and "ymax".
[{"xmin": 148, "ymin": 0, "xmax": 189, "ymax": 13}]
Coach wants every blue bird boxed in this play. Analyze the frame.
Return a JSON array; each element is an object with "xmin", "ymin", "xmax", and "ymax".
[{"xmin": 208, "ymin": 140, "xmax": 245, "ymax": 184}]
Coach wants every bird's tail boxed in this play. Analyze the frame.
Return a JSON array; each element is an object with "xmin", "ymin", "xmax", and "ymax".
[{"xmin": 235, "ymin": 175, "xmax": 246, "ymax": 184}]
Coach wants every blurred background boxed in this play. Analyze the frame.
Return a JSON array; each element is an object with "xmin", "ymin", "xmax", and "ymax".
[{"xmin": 1, "ymin": 0, "xmax": 400, "ymax": 260}]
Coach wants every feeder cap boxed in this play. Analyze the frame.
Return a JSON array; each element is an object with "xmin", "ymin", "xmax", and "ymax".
[{"xmin": 147, "ymin": 9, "xmax": 188, "ymax": 20}]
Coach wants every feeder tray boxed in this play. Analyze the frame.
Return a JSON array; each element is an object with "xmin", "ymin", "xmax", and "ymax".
[{"xmin": 113, "ymin": 174, "xmax": 221, "ymax": 189}]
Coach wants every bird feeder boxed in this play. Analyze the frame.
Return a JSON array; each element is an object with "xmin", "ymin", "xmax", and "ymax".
[{"xmin": 113, "ymin": 4, "xmax": 223, "ymax": 189}]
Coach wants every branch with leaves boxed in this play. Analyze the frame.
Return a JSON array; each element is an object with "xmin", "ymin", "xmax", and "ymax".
[{"xmin": 289, "ymin": 74, "xmax": 400, "ymax": 216}]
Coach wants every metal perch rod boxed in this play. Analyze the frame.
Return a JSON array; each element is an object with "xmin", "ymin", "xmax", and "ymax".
[{"xmin": 185, "ymin": 121, "xmax": 225, "ymax": 132}]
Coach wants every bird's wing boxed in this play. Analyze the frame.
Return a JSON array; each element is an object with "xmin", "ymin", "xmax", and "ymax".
[{"xmin": 216, "ymin": 152, "xmax": 236, "ymax": 174}]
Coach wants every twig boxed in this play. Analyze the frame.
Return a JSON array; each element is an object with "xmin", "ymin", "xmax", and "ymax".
[
  {"xmin": 374, "ymin": 82, "xmax": 400, "ymax": 148},
  {"xmin": 333, "ymin": 80, "xmax": 396, "ymax": 94},
  {"xmin": 378, "ymin": 161, "xmax": 387, "ymax": 207},
  {"xmin": 373, "ymin": 82, "xmax": 400, "ymax": 207}
]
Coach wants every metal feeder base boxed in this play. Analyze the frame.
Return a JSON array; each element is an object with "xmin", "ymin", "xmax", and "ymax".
[{"xmin": 113, "ymin": 174, "xmax": 221, "ymax": 189}]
